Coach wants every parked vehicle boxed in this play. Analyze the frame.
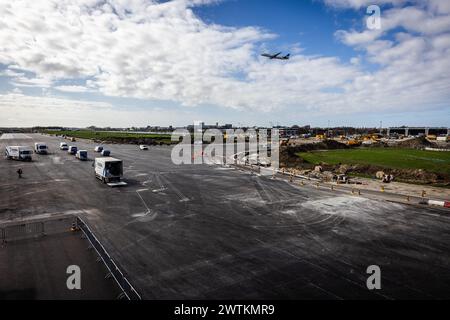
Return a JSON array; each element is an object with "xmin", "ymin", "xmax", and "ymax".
[
  {"xmin": 60, "ymin": 142, "xmax": 69, "ymax": 150},
  {"xmin": 68, "ymin": 146, "xmax": 77, "ymax": 155},
  {"xmin": 140, "ymin": 145, "xmax": 149, "ymax": 150},
  {"xmin": 94, "ymin": 157, "xmax": 127, "ymax": 186},
  {"xmin": 5, "ymin": 146, "xmax": 32, "ymax": 161},
  {"xmin": 34, "ymin": 142, "xmax": 48, "ymax": 154},
  {"xmin": 94, "ymin": 146, "xmax": 103, "ymax": 152},
  {"xmin": 76, "ymin": 150, "xmax": 88, "ymax": 161},
  {"xmin": 101, "ymin": 150, "xmax": 111, "ymax": 157}
]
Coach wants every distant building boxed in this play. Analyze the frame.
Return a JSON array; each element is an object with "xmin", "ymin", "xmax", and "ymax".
[{"xmin": 278, "ymin": 127, "xmax": 300, "ymax": 138}]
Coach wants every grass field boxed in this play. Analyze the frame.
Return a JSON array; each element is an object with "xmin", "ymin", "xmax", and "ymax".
[
  {"xmin": 297, "ymin": 148, "xmax": 450, "ymax": 174},
  {"xmin": 45, "ymin": 130, "xmax": 172, "ymax": 143}
]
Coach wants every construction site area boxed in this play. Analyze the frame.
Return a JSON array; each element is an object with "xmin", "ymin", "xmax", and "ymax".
[{"xmin": 1, "ymin": 133, "xmax": 449, "ymax": 300}]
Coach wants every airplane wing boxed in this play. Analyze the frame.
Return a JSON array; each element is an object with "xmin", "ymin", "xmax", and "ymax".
[{"xmin": 272, "ymin": 52, "xmax": 282, "ymax": 58}]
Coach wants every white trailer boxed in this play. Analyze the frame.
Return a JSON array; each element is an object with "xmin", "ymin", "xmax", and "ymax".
[
  {"xmin": 94, "ymin": 157, "xmax": 127, "ymax": 187},
  {"xmin": 34, "ymin": 142, "xmax": 48, "ymax": 154},
  {"xmin": 5, "ymin": 146, "xmax": 33, "ymax": 161}
]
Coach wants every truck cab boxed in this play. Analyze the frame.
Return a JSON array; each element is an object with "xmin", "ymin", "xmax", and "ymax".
[{"xmin": 34, "ymin": 142, "xmax": 48, "ymax": 154}]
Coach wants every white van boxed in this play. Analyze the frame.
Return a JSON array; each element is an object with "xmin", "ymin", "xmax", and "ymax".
[
  {"xmin": 68, "ymin": 146, "xmax": 78, "ymax": 155},
  {"xmin": 76, "ymin": 150, "xmax": 88, "ymax": 161},
  {"xmin": 5, "ymin": 146, "xmax": 33, "ymax": 161},
  {"xmin": 34, "ymin": 142, "xmax": 48, "ymax": 154}
]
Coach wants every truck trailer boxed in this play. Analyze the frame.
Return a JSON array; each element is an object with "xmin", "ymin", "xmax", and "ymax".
[
  {"xmin": 5, "ymin": 146, "xmax": 33, "ymax": 161},
  {"xmin": 94, "ymin": 157, "xmax": 127, "ymax": 187}
]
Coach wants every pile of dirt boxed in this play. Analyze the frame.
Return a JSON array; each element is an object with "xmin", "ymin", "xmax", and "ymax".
[
  {"xmin": 341, "ymin": 164, "xmax": 449, "ymax": 185},
  {"xmin": 396, "ymin": 137, "xmax": 436, "ymax": 149},
  {"xmin": 280, "ymin": 146, "xmax": 307, "ymax": 168}
]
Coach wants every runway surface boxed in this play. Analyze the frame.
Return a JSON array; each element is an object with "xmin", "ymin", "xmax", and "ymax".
[{"xmin": 1, "ymin": 133, "xmax": 449, "ymax": 299}]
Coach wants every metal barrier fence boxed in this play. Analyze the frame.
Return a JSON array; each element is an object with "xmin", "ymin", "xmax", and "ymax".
[{"xmin": 76, "ymin": 217, "xmax": 142, "ymax": 300}]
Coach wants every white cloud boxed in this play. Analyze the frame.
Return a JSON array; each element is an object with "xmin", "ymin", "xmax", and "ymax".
[
  {"xmin": 10, "ymin": 76, "xmax": 53, "ymax": 88},
  {"xmin": 330, "ymin": 0, "xmax": 450, "ymax": 114},
  {"xmin": 323, "ymin": 0, "xmax": 407, "ymax": 9},
  {"xmin": 54, "ymin": 85, "xmax": 92, "ymax": 93},
  {"xmin": 0, "ymin": 92, "xmax": 112, "ymax": 110},
  {"xmin": 0, "ymin": 0, "xmax": 449, "ymax": 121},
  {"xmin": 0, "ymin": 92, "xmax": 208, "ymax": 127}
]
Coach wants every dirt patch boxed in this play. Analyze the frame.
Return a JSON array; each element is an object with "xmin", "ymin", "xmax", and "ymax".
[
  {"xmin": 396, "ymin": 137, "xmax": 437, "ymax": 149},
  {"xmin": 345, "ymin": 164, "xmax": 448, "ymax": 185}
]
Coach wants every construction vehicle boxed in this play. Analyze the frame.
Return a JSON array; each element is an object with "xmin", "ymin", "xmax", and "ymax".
[
  {"xmin": 347, "ymin": 139, "xmax": 361, "ymax": 146},
  {"xmin": 316, "ymin": 134, "xmax": 327, "ymax": 140}
]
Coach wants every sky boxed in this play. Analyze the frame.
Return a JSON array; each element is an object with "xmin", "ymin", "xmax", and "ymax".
[{"xmin": 0, "ymin": 0, "xmax": 449, "ymax": 128}]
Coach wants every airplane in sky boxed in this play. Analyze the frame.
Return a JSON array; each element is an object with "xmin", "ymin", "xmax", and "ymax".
[{"xmin": 261, "ymin": 52, "xmax": 290, "ymax": 60}]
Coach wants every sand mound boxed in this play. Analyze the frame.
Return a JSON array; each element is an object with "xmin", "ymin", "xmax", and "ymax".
[{"xmin": 396, "ymin": 137, "xmax": 436, "ymax": 149}]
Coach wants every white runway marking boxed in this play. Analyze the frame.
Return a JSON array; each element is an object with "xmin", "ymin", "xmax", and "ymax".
[{"xmin": 0, "ymin": 133, "xmax": 32, "ymax": 140}]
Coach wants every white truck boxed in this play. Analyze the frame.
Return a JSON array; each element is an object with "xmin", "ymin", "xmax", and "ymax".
[
  {"xmin": 34, "ymin": 142, "xmax": 48, "ymax": 154},
  {"xmin": 94, "ymin": 157, "xmax": 127, "ymax": 187},
  {"xmin": 5, "ymin": 146, "xmax": 33, "ymax": 161}
]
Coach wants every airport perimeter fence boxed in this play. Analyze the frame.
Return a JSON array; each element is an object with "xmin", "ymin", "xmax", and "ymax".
[{"xmin": 76, "ymin": 216, "xmax": 142, "ymax": 300}]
